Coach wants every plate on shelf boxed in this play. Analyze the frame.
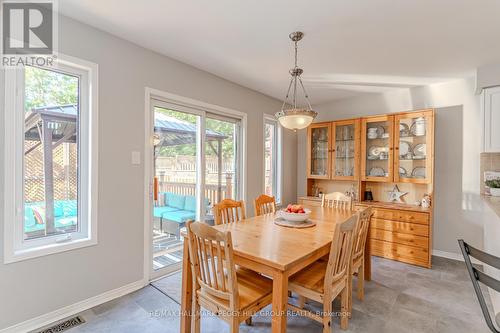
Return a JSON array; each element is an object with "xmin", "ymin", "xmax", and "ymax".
[
  {"xmin": 369, "ymin": 167, "xmax": 386, "ymax": 177},
  {"xmin": 399, "ymin": 141, "xmax": 411, "ymax": 157},
  {"xmin": 400, "ymin": 123, "xmax": 410, "ymax": 136},
  {"xmin": 368, "ymin": 146, "xmax": 382, "ymax": 158},
  {"xmin": 399, "ymin": 167, "xmax": 408, "ymax": 177},
  {"xmin": 412, "ymin": 167, "xmax": 426, "ymax": 178},
  {"xmin": 413, "ymin": 143, "xmax": 426, "ymax": 158}
]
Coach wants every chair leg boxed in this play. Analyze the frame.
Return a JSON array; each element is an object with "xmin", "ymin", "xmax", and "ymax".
[
  {"xmin": 348, "ymin": 270, "xmax": 353, "ymax": 318},
  {"xmin": 322, "ymin": 295, "xmax": 332, "ymax": 333},
  {"xmin": 192, "ymin": 297, "xmax": 201, "ymax": 333},
  {"xmin": 245, "ymin": 317, "xmax": 252, "ymax": 326},
  {"xmin": 230, "ymin": 319, "xmax": 240, "ymax": 333},
  {"xmin": 340, "ymin": 287, "xmax": 349, "ymax": 330},
  {"xmin": 298, "ymin": 295, "xmax": 306, "ymax": 308},
  {"xmin": 357, "ymin": 261, "xmax": 365, "ymax": 301}
]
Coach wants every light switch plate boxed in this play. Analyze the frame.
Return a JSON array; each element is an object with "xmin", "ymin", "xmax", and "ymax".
[{"xmin": 131, "ymin": 151, "xmax": 141, "ymax": 165}]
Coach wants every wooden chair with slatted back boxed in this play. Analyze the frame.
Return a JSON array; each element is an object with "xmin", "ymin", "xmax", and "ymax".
[
  {"xmin": 186, "ymin": 221, "xmax": 273, "ymax": 333},
  {"xmin": 254, "ymin": 194, "xmax": 276, "ymax": 216},
  {"xmin": 348, "ymin": 206, "xmax": 372, "ymax": 314},
  {"xmin": 213, "ymin": 199, "xmax": 246, "ymax": 225},
  {"xmin": 287, "ymin": 213, "xmax": 359, "ymax": 332},
  {"xmin": 322, "ymin": 191, "xmax": 352, "ymax": 210}
]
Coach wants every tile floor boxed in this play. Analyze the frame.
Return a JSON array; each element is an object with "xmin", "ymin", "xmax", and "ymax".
[{"xmin": 64, "ymin": 256, "xmax": 492, "ymax": 333}]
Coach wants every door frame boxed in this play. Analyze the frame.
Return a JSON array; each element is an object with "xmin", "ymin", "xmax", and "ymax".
[{"xmin": 143, "ymin": 87, "xmax": 247, "ymax": 282}]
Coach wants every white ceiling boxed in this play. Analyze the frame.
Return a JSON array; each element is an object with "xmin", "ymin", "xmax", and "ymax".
[{"xmin": 59, "ymin": 0, "xmax": 500, "ymax": 105}]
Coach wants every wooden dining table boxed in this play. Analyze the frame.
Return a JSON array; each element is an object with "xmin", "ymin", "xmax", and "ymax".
[{"xmin": 179, "ymin": 205, "xmax": 371, "ymax": 333}]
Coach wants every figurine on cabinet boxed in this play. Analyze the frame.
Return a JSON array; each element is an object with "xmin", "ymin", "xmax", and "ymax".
[{"xmin": 421, "ymin": 194, "xmax": 431, "ymax": 208}]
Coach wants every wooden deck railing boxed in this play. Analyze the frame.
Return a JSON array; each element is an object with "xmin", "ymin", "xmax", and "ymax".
[{"xmin": 157, "ymin": 174, "xmax": 232, "ymax": 205}]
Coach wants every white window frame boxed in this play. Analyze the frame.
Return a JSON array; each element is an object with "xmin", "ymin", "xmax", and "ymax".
[
  {"xmin": 3, "ymin": 54, "xmax": 99, "ymax": 264},
  {"xmin": 263, "ymin": 114, "xmax": 282, "ymax": 205}
]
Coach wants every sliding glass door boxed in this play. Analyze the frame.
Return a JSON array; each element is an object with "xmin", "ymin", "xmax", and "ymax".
[{"xmin": 149, "ymin": 100, "xmax": 242, "ymax": 278}]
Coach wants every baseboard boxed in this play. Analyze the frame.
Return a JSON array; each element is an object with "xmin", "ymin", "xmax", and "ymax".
[
  {"xmin": 0, "ymin": 279, "xmax": 147, "ymax": 333},
  {"xmin": 433, "ymin": 249, "xmax": 481, "ymax": 264}
]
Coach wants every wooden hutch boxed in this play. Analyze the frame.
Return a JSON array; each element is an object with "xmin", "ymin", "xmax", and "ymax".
[{"xmin": 300, "ymin": 109, "xmax": 434, "ymax": 268}]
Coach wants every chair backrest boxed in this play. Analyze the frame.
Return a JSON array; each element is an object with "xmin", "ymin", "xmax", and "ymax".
[
  {"xmin": 352, "ymin": 207, "xmax": 372, "ymax": 261},
  {"xmin": 187, "ymin": 221, "xmax": 239, "ymax": 310},
  {"xmin": 459, "ymin": 239, "xmax": 500, "ymax": 333},
  {"xmin": 213, "ymin": 199, "xmax": 246, "ymax": 225},
  {"xmin": 254, "ymin": 194, "xmax": 276, "ymax": 216},
  {"xmin": 322, "ymin": 192, "xmax": 352, "ymax": 210},
  {"xmin": 324, "ymin": 213, "xmax": 358, "ymax": 288}
]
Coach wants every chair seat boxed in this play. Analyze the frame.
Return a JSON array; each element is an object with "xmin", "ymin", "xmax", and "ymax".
[
  {"xmin": 289, "ymin": 260, "xmax": 328, "ymax": 294},
  {"xmin": 198, "ymin": 267, "xmax": 273, "ymax": 311}
]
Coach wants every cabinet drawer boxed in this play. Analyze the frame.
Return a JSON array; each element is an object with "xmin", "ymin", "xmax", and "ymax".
[
  {"xmin": 371, "ymin": 218, "xmax": 429, "ymax": 237},
  {"xmin": 370, "ymin": 239, "xmax": 429, "ymax": 267},
  {"xmin": 370, "ymin": 228, "xmax": 429, "ymax": 248},
  {"xmin": 372, "ymin": 209, "xmax": 429, "ymax": 225}
]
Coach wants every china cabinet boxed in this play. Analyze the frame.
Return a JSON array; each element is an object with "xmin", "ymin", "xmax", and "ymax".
[
  {"xmin": 302, "ymin": 109, "xmax": 435, "ymax": 269},
  {"xmin": 306, "ymin": 123, "xmax": 332, "ymax": 179},
  {"xmin": 361, "ymin": 115, "xmax": 394, "ymax": 182},
  {"xmin": 332, "ymin": 119, "xmax": 360, "ymax": 180},
  {"xmin": 394, "ymin": 110, "xmax": 434, "ymax": 184}
]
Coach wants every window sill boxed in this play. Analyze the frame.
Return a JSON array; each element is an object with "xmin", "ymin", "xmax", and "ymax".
[{"xmin": 4, "ymin": 237, "xmax": 97, "ymax": 264}]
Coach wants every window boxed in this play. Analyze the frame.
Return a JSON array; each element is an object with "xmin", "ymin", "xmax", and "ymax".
[
  {"xmin": 4, "ymin": 55, "xmax": 98, "ymax": 263},
  {"xmin": 264, "ymin": 116, "xmax": 281, "ymax": 204}
]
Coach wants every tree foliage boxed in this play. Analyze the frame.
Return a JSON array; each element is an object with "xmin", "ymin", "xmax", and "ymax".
[{"xmin": 24, "ymin": 66, "xmax": 78, "ymax": 112}]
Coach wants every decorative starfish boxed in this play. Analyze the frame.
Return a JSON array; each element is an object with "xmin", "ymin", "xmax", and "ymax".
[{"xmin": 387, "ymin": 185, "xmax": 408, "ymax": 203}]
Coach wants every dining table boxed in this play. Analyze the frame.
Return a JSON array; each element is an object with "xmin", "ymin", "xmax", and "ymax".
[{"xmin": 179, "ymin": 204, "xmax": 371, "ymax": 333}]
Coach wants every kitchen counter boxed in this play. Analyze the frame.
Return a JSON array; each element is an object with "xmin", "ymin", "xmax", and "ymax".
[{"xmin": 482, "ymin": 195, "xmax": 500, "ymax": 219}]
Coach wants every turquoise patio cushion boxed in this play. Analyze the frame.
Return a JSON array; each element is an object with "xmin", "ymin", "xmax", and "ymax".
[
  {"xmin": 24, "ymin": 200, "xmax": 78, "ymax": 233},
  {"xmin": 163, "ymin": 210, "xmax": 195, "ymax": 224},
  {"xmin": 184, "ymin": 196, "xmax": 196, "ymax": 212},
  {"xmin": 165, "ymin": 192, "xmax": 186, "ymax": 210},
  {"xmin": 153, "ymin": 206, "xmax": 179, "ymax": 218},
  {"xmin": 184, "ymin": 196, "xmax": 210, "ymax": 212}
]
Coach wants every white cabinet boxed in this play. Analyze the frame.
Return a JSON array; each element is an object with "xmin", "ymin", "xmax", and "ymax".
[{"xmin": 482, "ymin": 86, "xmax": 500, "ymax": 152}]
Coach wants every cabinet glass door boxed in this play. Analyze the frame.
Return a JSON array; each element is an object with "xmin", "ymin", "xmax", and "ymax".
[
  {"xmin": 361, "ymin": 116, "xmax": 394, "ymax": 182},
  {"xmin": 332, "ymin": 120, "xmax": 359, "ymax": 180},
  {"xmin": 395, "ymin": 111, "xmax": 434, "ymax": 183},
  {"xmin": 307, "ymin": 123, "xmax": 331, "ymax": 178}
]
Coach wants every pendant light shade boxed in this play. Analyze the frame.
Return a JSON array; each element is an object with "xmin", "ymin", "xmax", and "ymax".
[{"xmin": 275, "ymin": 32, "xmax": 317, "ymax": 130}]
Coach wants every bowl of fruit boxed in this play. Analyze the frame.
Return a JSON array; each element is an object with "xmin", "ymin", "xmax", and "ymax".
[{"xmin": 279, "ymin": 204, "xmax": 311, "ymax": 222}]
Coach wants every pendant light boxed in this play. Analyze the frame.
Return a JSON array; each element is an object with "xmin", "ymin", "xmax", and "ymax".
[{"xmin": 275, "ymin": 31, "xmax": 317, "ymax": 130}]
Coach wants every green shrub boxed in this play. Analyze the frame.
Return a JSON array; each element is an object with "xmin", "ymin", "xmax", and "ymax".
[{"xmin": 485, "ymin": 179, "xmax": 500, "ymax": 188}]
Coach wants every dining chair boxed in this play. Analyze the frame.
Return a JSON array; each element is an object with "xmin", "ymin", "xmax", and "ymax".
[
  {"xmin": 322, "ymin": 192, "xmax": 352, "ymax": 210},
  {"xmin": 287, "ymin": 213, "xmax": 359, "ymax": 332},
  {"xmin": 213, "ymin": 199, "xmax": 246, "ymax": 225},
  {"xmin": 186, "ymin": 221, "xmax": 273, "ymax": 333},
  {"xmin": 348, "ymin": 206, "xmax": 372, "ymax": 315},
  {"xmin": 254, "ymin": 194, "xmax": 276, "ymax": 216},
  {"xmin": 459, "ymin": 239, "xmax": 500, "ymax": 333}
]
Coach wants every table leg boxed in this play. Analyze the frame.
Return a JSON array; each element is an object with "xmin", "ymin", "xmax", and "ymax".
[
  {"xmin": 180, "ymin": 239, "xmax": 193, "ymax": 333},
  {"xmin": 364, "ymin": 233, "xmax": 371, "ymax": 281},
  {"xmin": 271, "ymin": 270, "xmax": 288, "ymax": 333}
]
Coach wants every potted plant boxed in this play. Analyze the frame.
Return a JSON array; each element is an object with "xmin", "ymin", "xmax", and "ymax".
[{"xmin": 486, "ymin": 179, "xmax": 500, "ymax": 197}]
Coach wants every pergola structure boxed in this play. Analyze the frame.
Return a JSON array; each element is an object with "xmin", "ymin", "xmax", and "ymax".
[
  {"xmin": 154, "ymin": 112, "xmax": 229, "ymax": 202},
  {"xmin": 24, "ymin": 104, "xmax": 78, "ymax": 235}
]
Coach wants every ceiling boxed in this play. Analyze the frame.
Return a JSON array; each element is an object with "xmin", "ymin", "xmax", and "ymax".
[{"xmin": 59, "ymin": 0, "xmax": 500, "ymax": 105}]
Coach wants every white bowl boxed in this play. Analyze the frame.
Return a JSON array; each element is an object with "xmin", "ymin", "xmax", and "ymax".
[{"xmin": 278, "ymin": 208, "xmax": 311, "ymax": 222}]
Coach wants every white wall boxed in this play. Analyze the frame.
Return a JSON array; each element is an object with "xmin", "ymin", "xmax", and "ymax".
[
  {"xmin": 0, "ymin": 14, "xmax": 297, "ymax": 330},
  {"xmin": 298, "ymin": 78, "xmax": 484, "ymax": 255}
]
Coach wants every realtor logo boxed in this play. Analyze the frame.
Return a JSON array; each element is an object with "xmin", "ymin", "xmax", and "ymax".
[
  {"xmin": 1, "ymin": 0, "xmax": 57, "ymax": 67},
  {"xmin": 2, "ymin": 1, "xmax": 53, "ymax": 54}
]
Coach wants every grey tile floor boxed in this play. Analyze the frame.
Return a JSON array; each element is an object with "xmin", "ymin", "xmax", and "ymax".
[{"xmin": 66, "ymin": 256, "xmax": 492, "ymax": 333}]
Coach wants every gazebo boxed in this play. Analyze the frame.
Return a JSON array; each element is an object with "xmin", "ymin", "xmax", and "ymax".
[
  {"xmin": 24, "ymin": 104, "xmax": 78, "ymax": 235},
  {"xmin": 153, "ymin": 112, "xmax": 230, "ymax": 203}
]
